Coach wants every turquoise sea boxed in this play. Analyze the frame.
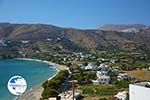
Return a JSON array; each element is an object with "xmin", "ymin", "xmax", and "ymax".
[{"xmin": 0, "ymin": 59, "xmax": 58, "ymax": 100}]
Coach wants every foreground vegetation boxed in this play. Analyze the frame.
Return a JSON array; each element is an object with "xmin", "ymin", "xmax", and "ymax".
[
  {"xmin": 81, "ymin": 81, "xmax": 130, "ymax": 100},
  {"xmin": 41, "ymin": 70, "xmax": 69, "ymax": 99}
]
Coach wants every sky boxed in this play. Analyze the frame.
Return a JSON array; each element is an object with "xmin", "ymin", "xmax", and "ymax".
[{"xmin": 0, "ymin": 0, "xmax": 150, "ymax": 29}]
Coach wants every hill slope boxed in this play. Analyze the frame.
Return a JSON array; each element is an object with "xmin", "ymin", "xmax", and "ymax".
[{"xmin": 0, "ymin": 23, "xmax": 150, "ymax": 56}]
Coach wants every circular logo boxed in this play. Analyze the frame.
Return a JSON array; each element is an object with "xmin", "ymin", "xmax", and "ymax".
[{"xmin": 7, "ymin": 75, "xmax": 27, "ymax": 95}]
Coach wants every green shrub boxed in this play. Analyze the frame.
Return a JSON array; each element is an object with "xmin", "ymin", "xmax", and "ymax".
[
  {"xmin": 42, "ymin": 80, "xmax": 48, "ymax": 89},
  {"xmin": 115, "ymin": 80, "xmax": 131, "ymax": 88},
  {"xmin": 99, "ymin": 98, "xmax": 107, "ymax": 100},
  {"xmin": 41, "ymin": 70, "xmax": 69, "ymax": 98},
  {"xmin": 82, "ymin": 87, "xmax": 95, "ymax": 94},
  {"xmin": 41, "ymin": 88, "xmax": 59, "ymax": 99}
]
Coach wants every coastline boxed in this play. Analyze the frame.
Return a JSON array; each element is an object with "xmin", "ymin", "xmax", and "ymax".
[
  {"xmin": 16, "ymin": 58, "xmax": 69, "ymax": 100},
  {"xmin": 15, "ymin": 58, "xmax": 69, "ymax": 72}
]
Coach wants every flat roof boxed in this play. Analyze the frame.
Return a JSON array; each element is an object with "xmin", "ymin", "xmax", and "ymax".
[{"xmin": 133, "ymin": 82, "xmax": 150, "ymax": 88}]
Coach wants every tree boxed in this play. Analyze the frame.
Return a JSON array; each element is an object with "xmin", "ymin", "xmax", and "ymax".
[
  {"xmin": 42, "ymin": 80, "xmax": 48, "ymax": 89},
  {"xmin": 41, "ymin": 70, "xmax": 69, "ymax": 99},
  {"xmin": 95, "ymin": 61, "xmax": 100, "ymax": 66},
  {"xmin": 66, "ymin": 62, "xmax": 72, "ymax": 67},
  {"xmin": 47, "ymin": 80, "xmax": 60, "ymax": 90},
  {"xmin": 115, "ymin": 80, "xmax": 131, "ymax": 88},
  {"xmin": 83, "ymin": 62, "xmax": 88, "ymax": 66},
  {"xmin": 41, "ymin": 88, "xmax": 59, "ymax": 99}
]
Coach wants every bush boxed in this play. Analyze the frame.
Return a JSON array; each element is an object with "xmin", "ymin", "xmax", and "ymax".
[
  {"xmin": 115, "ymin": 80, "xmax": 131, "ymax": 88},
  {"xmin": 75, "ymin": 71, "xmax": 96, "ymax": 83},
  {"xmin": 99, "ymin": 98, "xmax": 107, "ymax": 100},
  {"xmin": 41, "ymin": 70, "xmax": 69, "ymax": 99},
  {"xmin": 82, "ymin": 87, "xmax": 95, "ymax": 94},
  {"xmin": 47, "ymin": 80, "xmax": 61, "ymax": 90},
  {"xmin": 82, "ymin": 85, "xmax": 117, "ymax": 96},
  {"xmin": 42, "ymin": 80, "xmax": 48, "ymax": 89},
  {"xmin": 41, "ymin": 88, "xmax": 59, "ymax": 99}
]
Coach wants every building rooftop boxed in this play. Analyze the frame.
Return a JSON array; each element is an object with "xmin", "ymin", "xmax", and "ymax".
[
  {"xmin": 59, "ymin": 90, "xmax": 80, "ymax": 100},
  {"xmin": 114, "ymin": 91, "xmax": 127, "ymax": 100},
  {"xmin": 134, "ymin": 82, "xmax": 150, "ymax": 88}
]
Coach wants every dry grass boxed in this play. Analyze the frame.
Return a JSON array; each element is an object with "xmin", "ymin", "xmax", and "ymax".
[{"xmin": 126, "ymin": 70, "xmax": 150, "ymax": 81}]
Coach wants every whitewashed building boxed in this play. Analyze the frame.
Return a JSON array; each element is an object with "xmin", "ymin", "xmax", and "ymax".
[
  {"xmin": 59, "ymin": 90, "xmax": 81, "ymax": 100},
  {"xmin": 117, "ymin": 73, "xmax": 132, "ymax": 81},
  {"xmin": 99, "ymin": 63, "xmax": 109, "ymax": 69},
  {"xmin": 84, "ymin": 63, "xmax": 98, "ymax": 70},
  {"xmin": 0, "ymin": 40, "xmax": 7, "ymax": 46},
  {"xmin": 96, "ymin": 71, "xmax": 110, "ymax": 84},
  {"xmin": 114, "ymin": 91, "xmax": 127, "ymax": 100},
  {"xmin": 21, "ymin": 40, "xmax": 30, "ymax": 44},
  {"xmin": 48, "ymin": 97, "xmax": 57, "ymax": 100},
  {"xmin": 129, "ymin": 82, "xmax": 150, "ymax": 100},
  {"xmin": 91, "ymin": 80, "xmax": 99, "ymax": 85}
]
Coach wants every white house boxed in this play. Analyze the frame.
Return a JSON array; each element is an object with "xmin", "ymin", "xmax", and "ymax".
[
  {"xmin": 114, "ymin": 91, "xmax": 127, "ymax": 100},
  {"xmin": 99, "ymin": 63, "xmax": 109, "ymax": 68},
  {"xmin": 59, "ymin": 90, "xmax": 81, "ymax": 100},
  {"xmin": 21, "ymin": 40, "xmax": 30, "ymax": 44},
  {"xmin": 91, "ymin": 80, "xmax": 99, "ymax": 85},
  {"xmin": 47, "ymin": 38, "xmax": 52, "ymax": 41},
  {"xmin": 96, "ymin": 71, "xmax": 110, "ymax": 84},
  {"xmin": 35, "ymin": 50, "xmax": 40, "ymax": 54},
  {"xmin": 48, "ymin": 97, "xmax": 57, "ymax": 100},
  {"xmin": 98, "ymin": 63, "xmax": 109, "ymax": 71},
  {"xmin": 110, "ymin": 59, "xmax": 116, "ymax": 64},
  {"xmin": 84, "ymin": 63, "xmax": 98, "ymax": 70},
  {"xmin": 117, "ymin": 73, "xmax": 132, "ymax": 81},
  {"xmin": 129, "ymin": 82, "xmax": 150, "ymax": 100}
]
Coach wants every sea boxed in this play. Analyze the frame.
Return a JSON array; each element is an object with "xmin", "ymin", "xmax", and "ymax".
[{"xmin": 0, "ymin": 59, "xmax": 58, "ymax": 100}]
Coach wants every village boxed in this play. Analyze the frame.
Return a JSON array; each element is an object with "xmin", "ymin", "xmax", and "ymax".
[
  {"xmin": 1, "ymin": 39, "xmax": 150, "ymax": 100},
  {"xmin": 38, "ymin": 51, "xmax": 150, "ymax": 100}
]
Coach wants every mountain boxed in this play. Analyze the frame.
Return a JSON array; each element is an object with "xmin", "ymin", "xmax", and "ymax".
[
  {"xmin": 0, "ymin": 23, "xmax": 150, "ymax": 57},
  {"xmin": 97, "ymin": 24, "xmax": 148, "ymax": 33}
]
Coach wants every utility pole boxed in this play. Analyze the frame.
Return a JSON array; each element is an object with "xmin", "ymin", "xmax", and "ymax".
[
  {"xmin": 71, "ymin": 65, "xmax": 75, "ymax": 100},
  {"xmin": 72, "ymin": 79, "xmax": 75, "ymax": 100}
]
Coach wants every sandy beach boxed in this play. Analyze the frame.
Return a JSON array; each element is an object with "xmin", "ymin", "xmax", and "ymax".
[
  {"xmin": 16, "ymin": 58, "xmax": 69, "ymax": 71},
  {"xmin": 16, "ymin": 58, "xmax": 69, "ymax": 100}
]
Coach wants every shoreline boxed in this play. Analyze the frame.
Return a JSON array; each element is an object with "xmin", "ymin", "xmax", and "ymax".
[
  {"xmin": 15, "ymin": 58, "xmax": 69, "ymax": 100},
  {"xmin": 15, "ymin": 58, "xmax": 69, "ymax": 72}
]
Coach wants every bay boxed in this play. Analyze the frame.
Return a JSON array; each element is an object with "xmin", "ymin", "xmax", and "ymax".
[{"xmin": 0, "ymin": 59, "xmax": 57, "ymax": 100}]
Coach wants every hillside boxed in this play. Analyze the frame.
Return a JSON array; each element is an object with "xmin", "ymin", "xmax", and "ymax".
[
  {"xmin": 97, "ymin": 24, "xmax": 148, "ymax": 32},
  {"xmin": 0, "ymin": 23, "xmax": 150, "ymax": 57}
]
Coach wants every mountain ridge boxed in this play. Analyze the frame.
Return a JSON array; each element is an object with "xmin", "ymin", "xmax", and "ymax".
[
  {"xmin": 97, "ymin": 24, "xmax": 149, "ymax": 32},
  {"xmin": 0, "ymin": 23, "xmax": 150, "ymax": 56}
]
